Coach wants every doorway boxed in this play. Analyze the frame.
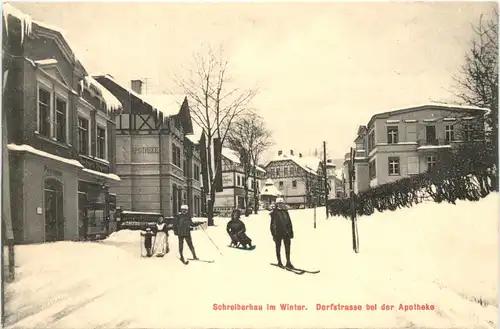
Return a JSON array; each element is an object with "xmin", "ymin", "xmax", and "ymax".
[
  {"xmin": 426, "ymin": 125, "xmax": 436, "ymax": 144},
  {"xmin": 44, "ymin": 179, "xmax": 64, "ymax": 242}
]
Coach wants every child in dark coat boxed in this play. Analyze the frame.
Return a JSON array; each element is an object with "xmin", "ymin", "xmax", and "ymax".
[{"xmin": 226, "ymin": 209, "xmax": 253, "ymax": 248}]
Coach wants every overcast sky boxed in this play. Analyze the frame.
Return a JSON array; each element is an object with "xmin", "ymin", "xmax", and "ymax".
[{"xmin": 11, "ymin": 1, "xmax": 496, "ymax": 163}]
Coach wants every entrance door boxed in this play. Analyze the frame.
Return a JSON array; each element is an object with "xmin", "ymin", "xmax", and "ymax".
[
  {"xmin": 44, "ymin": 179, "xmax": 64, "ymax": 242},
  {"xmin": 172, "ymin": 185, "xmax": 178, "ymax": 215},
  {"xmin": 78, "ymin": 192, "xmax": 88, "ymax": 240}
]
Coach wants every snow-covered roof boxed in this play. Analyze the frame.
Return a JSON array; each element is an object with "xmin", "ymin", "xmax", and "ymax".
[
  {"xmin": 140, "ymin": 94, "xmax": 186, "ymax": 117},
  {"xmin": 8, "ymin": 144, "xmax": 83, "ymax": 168},
  {"xmin": 222, "ymin": 147, "xmax": 241, "ymax": 164},
  {"xmin": 94, "ymin": 74, "xmax": 185, "ymax": 119},
  {"xmin": 34, "ymin": 59, "xmax": 58, "ymax": 66},
  {"xmin": 186, "ymin": 120, "xmax": 204, "ymax": 144},
  {"xmin": 260, "ymin": 179, "xmax": 281, "ymax": 197},
  {"xmin": 3, "ymin": 3, "xmax": 88, "ymax": 70},
  {"xmin": 255, "ymin": 165, "xmax": 266, "ymax": 173},
  {"xmin": 267, "ymin": 153, "xmax": 319, "ymax": 175},
  {"xmin": 82, "ymin": 168, "xmax": 121, "ymax": 182},
  {"xmin": 81, "ymin": 76, "xmax": 122, "ymax": 112},
  {"xmin": 8, "ymin": 144, "xmax": 121, "ymax": 181}
]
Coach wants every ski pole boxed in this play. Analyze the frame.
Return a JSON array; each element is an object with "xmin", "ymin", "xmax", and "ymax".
[{"xmin": 199, "ymin": 223, "xmax": 224, "ymax": 256}]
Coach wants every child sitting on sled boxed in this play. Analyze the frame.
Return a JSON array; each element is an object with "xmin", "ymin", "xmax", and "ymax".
[{"xmin": 226, "ymin": 209, "xmax": 253, "ymax": 249}]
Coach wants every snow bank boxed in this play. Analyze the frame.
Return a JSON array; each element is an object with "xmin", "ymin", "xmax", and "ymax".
[{"xmin": 8, "ymin": 144, "xmax": 83, "ymax": 168}]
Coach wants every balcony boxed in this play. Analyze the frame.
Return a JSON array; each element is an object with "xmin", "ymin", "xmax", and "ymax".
[{"xmin": 416, "ymin": 138, "xmax": 452, "ymax": 151}]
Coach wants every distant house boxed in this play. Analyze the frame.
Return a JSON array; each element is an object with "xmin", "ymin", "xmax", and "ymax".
[
  {"xmin": 213, "ymin": 147, "xmax": 266, "ymax": 213},
  {"xmin": 264, "ymin": 149, "xmax": 343, "ymax": 207},
  {"xmin": 345, "ymin": 103, "xmax": 489, "ymax": 194}
]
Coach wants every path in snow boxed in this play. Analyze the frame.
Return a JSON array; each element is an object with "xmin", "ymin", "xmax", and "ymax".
[{"xmin": 4, "ymin": 194, "xmax": 498, "ymax": 328}]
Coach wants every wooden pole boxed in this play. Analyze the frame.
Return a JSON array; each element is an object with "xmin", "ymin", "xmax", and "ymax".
[{"xmin": 323, "ymin": 141, "xmax": 328, "ymax": 219}]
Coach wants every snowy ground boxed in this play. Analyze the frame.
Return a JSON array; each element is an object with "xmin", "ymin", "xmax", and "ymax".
[{"xmin": 4, "ymin": 194, "xmax": 499, "ymax": 329}]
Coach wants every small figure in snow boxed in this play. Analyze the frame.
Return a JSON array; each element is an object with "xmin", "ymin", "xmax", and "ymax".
[
  {"xmin": 270, "ymin": 197, "xmax": 295, "ymax": 269},
  {"xmin": 174, "ymin": 205, "xmax": 203, "ymax": 263},
  {"xmin": 140, "ymin": 228, "xmax": 155, "ymax": 257},
  {"xmin": 226, "ymin": 209, "xmax": 253, "ymax": 248},
  {"xmin": 153, "ymin": 215, "xmax": 169, "ymax": 256}
]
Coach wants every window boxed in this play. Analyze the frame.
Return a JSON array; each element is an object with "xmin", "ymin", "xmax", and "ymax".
[
  {"xmin": 369, "ymin": 160, "xmax": 376, "ymax": 180},
  {"xmin": 367, "ymin": 131, "xmax": 375, "ymax": 152},
  {"xmin": 276, "ymin": 167, "xmax": 280, "ymax": 177},
  {"xmin": 427, "ymin": 156, "xmax": 436, "ymax": 171},
  {"xmin": 96, "ymin": 126, "xmax": 106, "ymax": 159},
  {"xmin": 284, "ymin": 167, "xmax": 288, "ymax": 176},
  {"xmin": 445, "ymin": 125, "xmax": 454, "ymax": 143},
  {"xmin": 407, "ymin": 156, "xmax": 419, "ymax": 175},
  {"xmin": 463, "ymin": 124, "xmax": 474, "ymax": 142},
  {"xmin": 194, "ymin": 164, "xmax": 200, "ymax": 181},
  {"xmin": 183, "ymin": 158, "xmax": 188, "ymax": 177},
  {"xmin": 55, "ymin": 98, "xmax": 67, "ymax": 143},
  {"xmin": 38, "ymin": 88, "xmax": 51, "ymax": 137},
  {"xmin": 279, "ymin": 181, "xmax": 284, "ymax": 189},
  {"xmin": 388, "ymin": 157, "xmax": 400, "ymax": 176},
  {"xmin": 387, "ymin": 126, "xmax": 399, "ymax": 144},
  {"xmin": 78, "ymin": 117, "xmax": 89, "ymax": 155},
  {"xmin": 237, "ymin": 176, "xmax": 241, "ymax": 186},
  {"xmin": 292, "ymin": 180, "xmax": 297, "ymax": 189},
  {"xmin": 290, "ymin": 166, "xmax": 295, "ymax": 176},
  {"xmin": 172, "ymin": 144, "xmax": 181, "ymax": 167},
  {"xmin": 426, "ymin": 126, "xmax": 436, "ymax": 144}
]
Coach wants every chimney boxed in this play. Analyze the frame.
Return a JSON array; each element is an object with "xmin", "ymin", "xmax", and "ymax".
[
  {"xmin": 299, "ymin": 153, "xmax": 302, "ymax": 158},
  {"xmin": 290, "ymin": 149, "xmax": 294, "ymax": 156},
  {"xmin": 131, "ymin": 79, "xmax": 143, "ymax": 94},
  {"xmin": 278, "ymin": 150, "xmax": 283, "ymax": 156}
]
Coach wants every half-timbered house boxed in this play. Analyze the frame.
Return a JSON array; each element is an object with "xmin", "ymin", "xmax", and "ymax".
[{"xmin": 94, "ymin": 77, "xmax": 203, "ymax": 217}]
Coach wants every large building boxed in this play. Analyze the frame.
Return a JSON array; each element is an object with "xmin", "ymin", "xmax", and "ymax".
[
  {"xmin": 94, "ymin": 77, "xmax": 204, "ymax": 217},
  {"xmin": 3, "ymin": 4, "xmax": 122, "ymax": 243},
  {"xmin": 344, "ymin": 103, "xmax": 488, "ymax": 193},
  {"xmin": 214, "ymin": 147, "xmax": 266, "ymax": 214},
  {"xmin": 264, "ymin": 150, "xmax": 343, "ymax": 207}
]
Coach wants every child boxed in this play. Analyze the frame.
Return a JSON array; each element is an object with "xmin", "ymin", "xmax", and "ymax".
[{"xmin": 140, "ymin": 228, "xmax": 155, "ymax": 257}]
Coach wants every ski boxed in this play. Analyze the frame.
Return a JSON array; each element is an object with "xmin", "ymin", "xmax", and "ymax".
[
  {"xmin": 270, "ymin": 263, "xmax": 305, "ymax": 275},
  {"xmin": 228, "ymin": 245, "xmax": 256, "ymax": 251},
  {"xmin": 270, "ymin": 263, "xmax": 319, "ymax": 274},
  {"xmin": 187, "ymin": 258, "xmax": 214, "ymax": 263}
]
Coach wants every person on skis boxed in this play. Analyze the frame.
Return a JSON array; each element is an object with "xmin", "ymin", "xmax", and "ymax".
[
  {"xmin": 226, "ymin": 209, "xmax": 253, "ymax": 248},
  {"xmin": 270, "ymin": 197, "xmax": 295, "ymax": 269},
  {"xmin": 174, "ymin": 205, "xmax": 203, "ymax": 263},
  {"xmin": 152, "ymin": 215, "xmax": 169, "ymax": 256}
]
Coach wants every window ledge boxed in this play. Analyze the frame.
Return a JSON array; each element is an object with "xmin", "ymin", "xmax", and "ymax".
[{"xmin": 34, "ymin": 131, "xmax": 70, "ymax": 149}]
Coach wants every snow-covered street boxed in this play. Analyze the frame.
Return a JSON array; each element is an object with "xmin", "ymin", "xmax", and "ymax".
[{"xmin": 5, "ymin": 194, "xmax": 498, "ymax": 329}]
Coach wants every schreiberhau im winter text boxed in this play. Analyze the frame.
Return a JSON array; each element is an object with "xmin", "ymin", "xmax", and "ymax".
[{"xmin": 212, "ymin": 303, "xmax": 436, "ymax": 311}]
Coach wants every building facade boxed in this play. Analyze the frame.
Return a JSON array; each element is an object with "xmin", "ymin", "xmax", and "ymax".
[
  {"xmin": 213, "ymin": 147, "xmax": 266, "ymax": 214},
  {"xmin": 345, "ymin": 103, "xmax": 488, "ymax": 193},
  {"xmin": 94, "ymin": 76, "xmax": 203, "ymax": 217},
  {"xmin": 3, "ymin": 5, "xmax": 121, "ymax": 243},
  {"xmin": 264, "ymin": 150, "xmax": 324, "ymax": 208}
]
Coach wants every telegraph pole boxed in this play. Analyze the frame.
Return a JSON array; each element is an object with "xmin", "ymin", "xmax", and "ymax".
[
  {"xmin": 349, "ymin": 147, "xmax": 359, "ymax": 253},
  {"xmin": 323, "ymin": 141, "xmax": 328, "ymax": 219}
]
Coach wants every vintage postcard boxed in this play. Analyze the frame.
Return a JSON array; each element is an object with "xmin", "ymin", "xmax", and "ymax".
[{"xmin": 1, "ymin": 1, "xmax": 498, "ymax": 328}]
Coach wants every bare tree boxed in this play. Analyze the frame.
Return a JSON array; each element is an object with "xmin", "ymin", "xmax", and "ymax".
[
  {"xmin": 226, "ymin": 113, "xmax": 272, "ymax": 215},
  {"xmin": 175, "ymin": 45, "xmax": 258, "ymax": 225},
  {"xmin": 452, "ymin": 10, "xmax": 498, "ymax": 176}
]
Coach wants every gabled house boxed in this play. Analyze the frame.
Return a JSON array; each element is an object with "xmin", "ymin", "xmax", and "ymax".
[
  {"xmin": 3, "ymin": 4, "xmax": 122, "ymax": 243},
  {"xmin": 94, "ymin": 76, "xmax": 203, "ymax": 217}
]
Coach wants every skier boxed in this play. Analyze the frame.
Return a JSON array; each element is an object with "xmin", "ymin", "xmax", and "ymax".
[
  {"xmin": 174, "ymin": 205, "xmax": 203, "ymax": 263},
  {"xmin": 270, "ymin": 197, "xmax": 295, "ymax": 269},
  {"xmin": 226, "ymin": 209, "xmax": 253, "ymax": 248},
  {"xmin": 152, "ymin": 215, "xmax": 169, "ymax": 256}
]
